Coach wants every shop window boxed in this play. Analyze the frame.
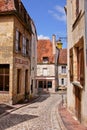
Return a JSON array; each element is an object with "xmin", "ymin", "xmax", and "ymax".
[
  {"xmin": 39, "ymin": 81, "xmax": 43, "ymax": 88},
  {"xmin": 47, "ymin": 81, "xmax": 52, "ymax": 88},
  {"xmin": 70, "ymin": 48, "xmax": 73, "ymax": 82},
  {"xmin": 0, "ymin": 64, "xmax": 9, "ymax": 91},
  {"xmin": 17, "ymin": 69, "xmax": 21, "ymax": 94}
]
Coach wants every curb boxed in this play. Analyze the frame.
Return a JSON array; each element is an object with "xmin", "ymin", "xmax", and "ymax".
[{"xmin": 56, "ymin": 103, "xmax": 67, "ymax": 130}]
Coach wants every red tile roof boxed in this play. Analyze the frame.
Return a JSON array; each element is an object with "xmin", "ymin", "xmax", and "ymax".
[
  {"xmin": 37, "ymin": 40, "xmax": 54, "ymax": 63},
  {"xmin": 0, "ymin": 0, "xmax": 32, "ymax": 33},
  {"xmin": 58, "ymin": 49, "xmax": 67, "ymax": 65},
  {"xmin": 0, "ymin": 0, "xmax": 15, "ymax": 12}
]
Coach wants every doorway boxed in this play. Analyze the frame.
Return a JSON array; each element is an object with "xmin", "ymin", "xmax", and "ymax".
[
  {"xmin": 25, "ymin": 70, "xmax": 28, "ymax": 99},
  {"xmin": 75, "ymin": 87, "xmax": 81, "ymax": 122}
]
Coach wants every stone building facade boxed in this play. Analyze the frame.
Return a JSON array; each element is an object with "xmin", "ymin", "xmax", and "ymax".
[
  {"xmin": 58, "ymin": 49, "xmax": 67, "ymax": 88},
  {"xmin": 30, "ymin": 20, "xmax": 38, "ymax": 97},
  {"xmin": 36, "ymin": 35, "xmax": 56, "ymax": 93},
  {"xmin": 0, "ymin": 0, "xmax": 37, "ymax": 104},
  {"xmin": 66, "ymin": 0, "xmax": 87, "ymax": 126}
]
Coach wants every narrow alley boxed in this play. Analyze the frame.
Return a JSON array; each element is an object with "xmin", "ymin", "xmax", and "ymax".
[{"xmin": 0, "ymin": 93, "xmax": 64, "ymax": 130}]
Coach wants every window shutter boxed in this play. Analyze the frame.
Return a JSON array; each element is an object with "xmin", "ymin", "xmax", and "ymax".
[
  {"xmin": 70, "ymin": 48, "xmax": 73, "ymax": 81},
  {"xmin": 79, "ymin": 48, "xmax": 84, "ymax": 86},
  {"xmin": 15, "ymin": 30, "xmax": 19, "ymax": 52}
]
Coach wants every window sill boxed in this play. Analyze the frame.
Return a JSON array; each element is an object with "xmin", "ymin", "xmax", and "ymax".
[{"xmin": 0, "ymin": 91, "xmax": 9, "ymax": 94}]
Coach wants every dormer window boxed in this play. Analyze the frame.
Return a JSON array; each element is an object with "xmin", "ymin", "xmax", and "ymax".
[{"xmin": 43, "ymin": 57, "xmax": 49, "ymax": 63}]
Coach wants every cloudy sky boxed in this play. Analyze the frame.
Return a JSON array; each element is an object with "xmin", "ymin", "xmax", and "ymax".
[{"xmin": 22, "ymin": 0, "xmax": 67, "ymax": 48}]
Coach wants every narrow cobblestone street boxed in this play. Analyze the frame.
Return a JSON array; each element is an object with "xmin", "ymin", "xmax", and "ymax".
[{"xmin": 0, "ymin": 93, "xmax": 63, "ymax": 130}]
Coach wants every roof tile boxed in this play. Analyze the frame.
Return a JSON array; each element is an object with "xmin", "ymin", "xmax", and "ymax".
[
  {"xmin": 58, "ymin": 49, "xmax": 67, "ymax": 65},
  {"xmin": 37, "ymin": 40, "xmax": 54, "ymax": 63}
]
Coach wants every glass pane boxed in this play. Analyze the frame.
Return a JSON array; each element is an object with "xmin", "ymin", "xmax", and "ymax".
[
  {"xmin": 48, "ymin": 81, "xmax": 52, "ymax": 88},
  {"xmin": 5, "ymin": 68, "xmax": 9, "ymax": 74},
  {"xmin": 5, "ymin": 76, "xmax": 9, "ymax": 91},
  {"xmin": 0, "ymin": 68, "xmax": 3, "ymax": 74},
  {"xmin": 0, "ymin": 76, "xmax": 3, "ymax": 90}
]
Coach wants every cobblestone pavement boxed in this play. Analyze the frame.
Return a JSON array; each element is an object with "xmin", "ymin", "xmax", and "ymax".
[{"xmin": 0, "ymin": 93, "xmax": 62, "ymax": 130}]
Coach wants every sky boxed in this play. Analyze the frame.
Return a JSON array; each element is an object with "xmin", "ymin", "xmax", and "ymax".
[{"xmin": 21, "ymin": 0, "xmax": 67, "ymax": 48}]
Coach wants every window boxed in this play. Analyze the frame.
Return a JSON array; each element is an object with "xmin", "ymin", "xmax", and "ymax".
[
  {"xmin": 28, "ymin": 39, "xmax": 31, "ymax": 58},
  {"xmin": 70, "ymin": 48, "xmax": 73, "ymax": 81},
  {"xmin": 0, "ymin": 64, "xmax": 9, "ymax": 91},
  {"xmin": 43, "ymin": 68, "xmax": 48, "ymax": 76},
  {"xmin": 22, "ymin": 36, "xmax": 26, "ymax": 55},
  {"xmin": 43, "ymin": 57, "xmax": 49, "ymax": 63},
  {"xmin": 47, "ymin": 81, "xmax": 52, "ymax": 88},
  {"xmin": 61, "ymin": 66, "xmax": 66, "ymax": 73},
  {"xmin": 39, "ymin": 81, "xmax": 43, "ymax": 88},
  {"xmin": 61, "ymin": 78, "xmax": 64, "ymax": 85},
  {"xmin": 15, "ymin": 30, "xmax": 22, "ymax": 52},
  {"xmin": 76, "ymin": 0, "xmax": 79, "ymax": 17},
  {"xmin": 26, "ymin": 39, "xmax": 29, "ymax": 55},
  {"xmin": 17, "ymin": 69, "xmax": 21, "ymax": 94}
]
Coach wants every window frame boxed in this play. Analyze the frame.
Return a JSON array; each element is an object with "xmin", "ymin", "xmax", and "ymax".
[
  {"xmin": 43, "ymin": 57, "xmax": 49, "ymax": 63},
  {"xmin": 0, "ymin": 64, "xmax": 9, "ymax": 92},
  {"xmin": 15, "ymin": 29, "xmax": 22, "ymax": 52},
  {"xmin": 61, "ymin": 66, "xmax": 66, "ymax": 73},
  {"xmin": 61, "ymin": 78, "xmax": 64, "ymax": 85}
]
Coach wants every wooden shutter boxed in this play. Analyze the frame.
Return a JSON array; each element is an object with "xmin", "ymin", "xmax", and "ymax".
[
  {"xmin": 70, "ymin": 48, "xmax": 73, "ymax": 81},
  {"xmin": 79, "ymin": 48, "xmax": 84, "ymax": 86}
]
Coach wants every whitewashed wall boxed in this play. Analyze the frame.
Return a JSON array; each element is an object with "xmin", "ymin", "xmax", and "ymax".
[
  {"xmin": 58, "ymin": 65, "xmax": 67, "ymax": 87},
  {"xmin": 37, "ymin": 64, "xmax": 55, "ymax": 77}
]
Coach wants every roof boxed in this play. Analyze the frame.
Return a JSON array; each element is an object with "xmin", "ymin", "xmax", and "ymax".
[
  {"xmin": 58, "ymin": 49, "xmax": 67, "ymax": 65},
  {"xmin": 0, "ymin": 0, "xmax": 32, "ymax": 33},
  {"xmin": 37, "ymin": 39, "xmax": 54, "ymax": 63},
  {"xmin": 0, "ymin": 0, "xmax": 16, "ymax": 12}
]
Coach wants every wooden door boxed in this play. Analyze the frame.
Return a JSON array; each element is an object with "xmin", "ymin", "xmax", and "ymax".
[{"xmin": 75, "ymin": 87, "xmax": 81, "ymax": 122}]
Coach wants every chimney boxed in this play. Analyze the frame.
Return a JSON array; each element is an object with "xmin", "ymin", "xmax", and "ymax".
[{"xmin": 52, "ymin": 34, "xmax": 56, "ymax": 54}]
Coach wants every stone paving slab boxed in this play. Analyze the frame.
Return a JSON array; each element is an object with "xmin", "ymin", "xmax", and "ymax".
[{"xmin": 58, "ymin": 103, "xmax": 87, "ymax": 130}]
